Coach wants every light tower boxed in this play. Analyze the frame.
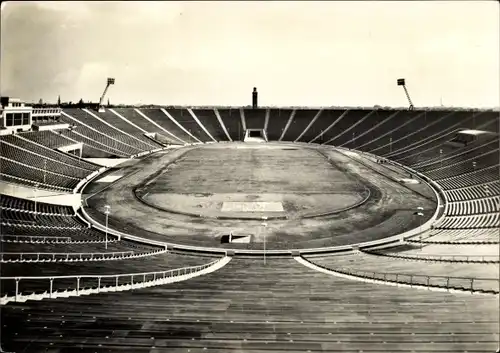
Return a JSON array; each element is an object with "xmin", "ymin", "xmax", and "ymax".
[
  {"xmin": 98, "ymin": 78, "xmax": 115, "ymax": 113},
  {"xmin": 261, "ymin": 216, "xmax": 268, "ymax": 265},
  {"xmin": 104, "ymin": 205, "xmax": 111, "ymax": 250},
  {"xmin": 415, "ymin": 207, "xmax": 424, "ymax": 249},
  {"xmin": 397, "ymin": 78, "xmax": 414, "ymax": 111}
]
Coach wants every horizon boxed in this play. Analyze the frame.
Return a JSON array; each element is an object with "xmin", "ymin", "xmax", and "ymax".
[
  {"xmin": 1, "ymin": 1, "xmax": 499, "ymax": 108},
  {"xmin": 15, "ymin": 99, "xmax": 500, "ymax": 112}
]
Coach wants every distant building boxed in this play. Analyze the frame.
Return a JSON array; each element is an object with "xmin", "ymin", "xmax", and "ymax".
[
  {"xmin": 0, "ymin": 96, "xmax": 63, "ymax": 135},
  {"xmin": 0, "ymin": 97, "xmax": 32, "ymax": 134}
]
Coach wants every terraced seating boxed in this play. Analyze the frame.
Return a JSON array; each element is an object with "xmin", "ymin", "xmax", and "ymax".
[
  {"xmin": 305, "ymin": 253, "xmax": 499, "ymax": 292},
  {"xmin": 1, "ymin": 237, "xmax": 161, "ymax": 265},
  {"xmin": 112, "ymin": 108, "xmax": 162, "ymax": 132},
  {"xmin": 0, "ymin": 234, "xmax": 112, "ymax": 244},
  {"xmin": 217, "ymin": 108, "xmax": 244, "ymax": 141},
  {"xmin": 0, "ymin": 225, "xmax": 114, "ymax": 242},
  {"xmin": 0, "ymin": 196, "xmax": 93, "ymax": 239},
  {"xmin": 354, "ymin": 110, "xmax": 424, "ymax": 153},
  {"xmin": 334, "ymin": 110, "xmax": 400, "ymax": 148},
  {"xmin": 2, "ymin": 258, "xmax": 498, "ymax": 352},
  {"xmin": 20, "ymin": 130, "xmax": 78, "ymax": 149},
  {"xmin": 336, "ymin": 110, "xmax": 401, "ymax": 149},
  {"xmin": 412, "ymin": 137, "xmax": 498, "ymax": 169},
  {"xmin": 411, "ymin": 228, "xmax": 499, "ymax": 243},
  {"xmin": 0, "ymin": 198, "xmax": 166, "ymax": 290},
  {"xmin": 104, "ymin": 108, "xmax": 177, "ymax": 145},
  {"xmin": 60, "ymin": 112, "xmax": 141, "ymax": 156},
  {"xmin": 364, "ymin": 243, "xmax": 498, "ymax": 264},
  {"xmin": 191, "ymin": 109, "xmax": 229, "ymax": 141},
  {"xmin": 136, "ymin": 108, "xmax": 192, "ymax": 143},
  {"xmin": 243, "ymin": 108, "xmax": 266, "ymax": 129},
  {"xmin": 2, "ymin": 134, "xmax": 98, "ymax": 172},
  {"xmin": 446, "ymin": 181, "xmax": 500, "ymax": 201},
  {"xmin": 94, "ymin": 110, "xmax": 163, "ymax": 149},
  {"xmin": 423, "ymin": 147, "xmax": 499, "ymax": 181},
  {"xmin": 265, "ymin": 108, "xmax": 293, "ymax": 141},
  {"xmin": 297, "ymin": 109, "xmax": 342, "ymax": 143},
  {"xmin": 0, "ymin": 210, "xmax": 84, "ymax": 229},
  {"xmin": 0, "ymin": 252, "xmax": 213, "ymax": 297},
  {"xmin": 1, "ymin": 239, "xmax": 135, "ymax": 253},
  {"xmin": 79, "ymin": 109, "xmax": 155, "ymax": 150},
  {"xmin": 281, "ymin": 109, "xmax": 319, "ymax": 141},
  {"xmin": 390, "ymin": 113, "xmax": 498, "ymax": 166},
  {"xmin": 161, "ymin": 108, "xmax": 208, "ymax": 143},
  {"xmin": 364, "ymin": 111, "xmax": 462, "ymax": 157},
  {"xmin": 383, "ymin": 243, "xmax": 498, "ymax": 258},
  {"xmin": 379, "ymin": 111, "xmax": 479, "ymax": 157},
  {"xmin": 446, "ymin": 196, "xmax": 499, "ymax": 216},
  {"xmin": 412, "ymin": 139, "xmax": 499, "ymax": 197},
  {"xmin": 319, "ymin": 110, "xmax": 374, "ymax": 146},
  {"xmin": 66, "ymin": 109, "xmax": 149, "ymax": 153},
  {"xmin": 435, "ymin": 213, "xmax": 499, "ymax": 229},
  {"xmin": 0, "ymin": 141, "xmax": 91, "ymax": 180},
  {"xmin": 0, "ymin": 194, "xmax": 74, "ymax": 215},
  {"xmin": 59, "ymin": 129, "xmax": 127, "ymax": 157},
  {"xmin": 435, "ymin": 164, "xmax": 499, "ymax": 190},
  {"xmin": 0, "ymin": 157, "xmax": 79, "ymax": 191},
  {"xmin": 387, "ymin": 124, "xmax": 485, "ymax": 164}
]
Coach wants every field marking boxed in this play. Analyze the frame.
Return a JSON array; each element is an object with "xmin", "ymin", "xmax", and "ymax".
[
  {"xmin": 96, "ymin": 175, "xmax": 123, "ymax": 183},
  {"xmin": 221, "ymin": 201, "xmax": 284, "ymax": 212},
  {"xmin": 399, "ymin": 178, "xmax": 420, "ymax": 184}
]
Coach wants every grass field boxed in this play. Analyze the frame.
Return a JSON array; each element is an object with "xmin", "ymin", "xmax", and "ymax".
[
  {"xmin": 144, "ymin": 147, "xmax": 360, "ymax": 194},
  {"xmin": 139, "ymin": 146, "xmax": 367, "ymax": 219}
]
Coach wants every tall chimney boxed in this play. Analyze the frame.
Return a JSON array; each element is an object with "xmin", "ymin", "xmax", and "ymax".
[{"xmin": 252, "ymin": 87, "xmax": 258, "ymax": 109}]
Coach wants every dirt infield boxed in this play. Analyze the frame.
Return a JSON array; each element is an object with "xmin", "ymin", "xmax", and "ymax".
[
  {"xmin": 84, "ymin": 142, "xmax": 437, "ymax": 250},
  {"xmin": 136, "ymin": 146, "xmax": 367, "ymax": 219}
]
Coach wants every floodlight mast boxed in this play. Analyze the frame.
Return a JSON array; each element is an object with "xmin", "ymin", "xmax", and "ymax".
[
  {"xmin": 397, "ymin": 78, "xmax": 414, "ymax": 111},
  {"xmin": 98, "ymin": 78, "xmax": 115, "ymax": 113}
]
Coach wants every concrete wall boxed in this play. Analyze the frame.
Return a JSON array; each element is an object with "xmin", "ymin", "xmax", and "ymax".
[
  {"xmin": 35, "ymin": 123, "xmax": 69, "ymax": 131},
  {"xmin": 57, "ymin": 143, "xmax": 82, "ymax": 153},
  {"xmin": 0, "ymin": 181, "xmax": 81, "ymax": 208},
  {"xmin": 83, "ymin": 158, "xmax": 131, "ymax": 168}
]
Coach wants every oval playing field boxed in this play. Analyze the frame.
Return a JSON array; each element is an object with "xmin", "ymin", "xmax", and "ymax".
[
  {"xmin": 135, "ymin": 144, "xmax": 369, "ymax": 220},
  {"xmin": 85, "ymin": 142, "xmax": 437, "ymax": 251}
]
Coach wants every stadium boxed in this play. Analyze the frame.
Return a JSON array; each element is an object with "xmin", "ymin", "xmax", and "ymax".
[
  {"xmin": 1, "ymin": 2, "xmax": 499, "ymax": 353},
  {"xmin": 1, "ymin": 90, "xmax": 499, "ymax": 352}
]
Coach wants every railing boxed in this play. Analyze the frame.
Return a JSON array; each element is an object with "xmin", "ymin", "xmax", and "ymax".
[
  {"xmin": 1, "ymin": 235, "xmax": 119, "ymax": 244},
  {"xmin": 1, "ymin": 218, "xmax": 36, "ymax": 225},
  {"xmin": 406, "ymin": 238, "xmax": 500, "ymax": 245},
  {"xmin": 302, "ymin": 257, "xmax": 499, "ymax": 294},
  {"xmin": 1, "ymin": 258, "xmax": 222, "ymax": 303},
  {"xmin": 0, "ymin": 206, "xmax": 74, "ymax": 217},
  {"xmin": 1, "ymin": 235, "xmax": 71, "ymax": 243},
  {"xmin": 0, "ymin": 251, "xmax": 135, "ymax": 262},
  {"xmin": 336, "ymin": 148, "xmax": 445, "ymax": 240},
  {"xmin": 362, "ymin": 249, "xmax": 500, "ymax": 263},
  {"xmin": 375, "ymin": 151, "xmax": 450, "ymax": 225},
  {"xmin": 0, "ymin": 221, "xmax": 83, "ymax": 230}
]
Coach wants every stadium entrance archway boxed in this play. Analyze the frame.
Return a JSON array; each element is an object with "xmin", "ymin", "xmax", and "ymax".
[{"xmin": 244, "ymin": 129, "xmax": 267, "ymax": 143}]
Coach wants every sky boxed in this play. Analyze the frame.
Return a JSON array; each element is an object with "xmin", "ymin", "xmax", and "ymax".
[{"xmin": 1, "ymin": 1, "xmax": 499, "ymax": 108}]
